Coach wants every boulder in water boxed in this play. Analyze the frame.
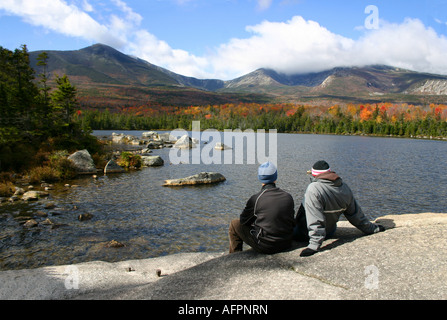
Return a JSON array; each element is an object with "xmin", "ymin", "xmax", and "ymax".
[
  {"xmin": 141, "ymin": 156, "xmax": 164, "ymax": 167},
  {"xmin": 163, "ymin": 172, "xmax": 226, "ymax": 186},
  {"xmin": 173, "ymin": 135, "xmax": 196, "ymax": 149},
  {"xmin": 214, "ymin": 142, "xmax": 231, "ymax": 150},
  {"xmin": 104, "ymin": 160, "xmax": 125, "ymax": 174},
  {"xmin": 22, "ymin": 191, "xmax": 49, "ymax": 201},
  {"xmin": 68, "ymin": 150, "xmax": 97, "ymax": 174}
]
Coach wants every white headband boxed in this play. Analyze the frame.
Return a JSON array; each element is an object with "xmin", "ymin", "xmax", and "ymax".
[{"xmin": 311, "ymin": 168, "xmax": 331, "ymax": 176}]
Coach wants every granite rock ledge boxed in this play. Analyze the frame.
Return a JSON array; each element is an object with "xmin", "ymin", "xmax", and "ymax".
[{"xmin": 0, "ymin": 213, "xmax": 446, "ymax": 300}]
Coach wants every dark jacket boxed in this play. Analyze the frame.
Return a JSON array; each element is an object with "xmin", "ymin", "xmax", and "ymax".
[{"xmin": 240, "ymin": 183, "xmax": 295, "ymax": 253}]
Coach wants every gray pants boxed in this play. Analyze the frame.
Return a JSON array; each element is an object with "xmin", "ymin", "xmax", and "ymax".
[{"xmin": 293, "ymin": 203, "xmax": 338, "ymax": 242}]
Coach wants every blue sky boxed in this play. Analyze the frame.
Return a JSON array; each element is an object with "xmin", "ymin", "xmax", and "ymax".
[{"xmin": 1, "ymin": 0, "xmax": 447, "ymax": 79}]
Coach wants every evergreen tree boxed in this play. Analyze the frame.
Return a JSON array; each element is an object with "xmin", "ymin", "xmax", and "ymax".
[
  {"xmin": 51, "ymin": 74, "xmax": 78, "ymax": 134},
  {"xmin": 36, "ymin": 52, "xmax": 51, "ymax": 123},
  {"xmin": 0, "ymin": 45, "xmax": 39, "ymax": 141}
]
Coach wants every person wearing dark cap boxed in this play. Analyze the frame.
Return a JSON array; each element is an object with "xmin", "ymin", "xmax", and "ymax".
[
  {"xmin": 228, "ymin": 161, "xmax": 295, "ymax": 254},
  {"xmin": 295, "ymin": 160, "xmax": 385, "ymax": 257}
]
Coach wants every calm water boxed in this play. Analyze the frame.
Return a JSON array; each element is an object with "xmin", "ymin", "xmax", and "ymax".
[{"xmin": 1, "ymin": 132, "xmax": 446, "ymax": 270}]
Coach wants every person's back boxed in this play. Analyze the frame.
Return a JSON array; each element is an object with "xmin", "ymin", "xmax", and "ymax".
[
  {"xmin": 229, "ymin": 161, "xmax": 295, "ymax": 254},
  {"xmin": 297, "ymin": 160, "xmax": 385, "ymax": 256},
  {"xmin": 305, "ymin": 171, "xmax": 353, "ymax": 213},
  {"xmin": 241, "ymin": 183, "xmax": 295, "ymax": 253}
]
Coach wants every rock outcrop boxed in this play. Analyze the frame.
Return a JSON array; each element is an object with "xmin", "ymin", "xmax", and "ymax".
[{"xmin": 411, "ymin": 79, "xmax": 447, "ymax": 95}]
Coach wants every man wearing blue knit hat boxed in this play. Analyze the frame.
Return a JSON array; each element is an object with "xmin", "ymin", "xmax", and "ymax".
[{"xmin": 228, "ymin": 161, "xmax": 295, "ymax": 254}]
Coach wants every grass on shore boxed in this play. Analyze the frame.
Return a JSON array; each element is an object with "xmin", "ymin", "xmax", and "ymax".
[{"xmin": 0, "ymin": 136, "xmax": 110, "ymax": 198}]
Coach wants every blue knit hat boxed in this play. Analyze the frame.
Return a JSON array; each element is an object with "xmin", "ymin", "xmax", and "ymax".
[{"xmin": 258, "ymin": 161, "xmax": 278, "ymax": 184}]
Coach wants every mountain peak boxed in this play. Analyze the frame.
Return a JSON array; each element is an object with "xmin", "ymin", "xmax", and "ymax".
[
  {"xmin": 80, "ymin": 43, "xmax": 114, "ymax": 51},
  {"xmin": 79, "ymin": 43, "xmax": 138, "ymax": 65},
  {"xmin": 30, "ymin": 43, "xmax": 181, "ymax": 87}
]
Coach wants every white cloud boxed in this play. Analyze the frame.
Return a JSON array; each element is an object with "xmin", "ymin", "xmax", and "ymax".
[
  {"xmin": 81, "ymin": 0, "xmax": 94, "ymax": 12},
  {"xmin": 0, "ymin": 0, "xmax": 209, "ymax": 76},
  {"xmin": 111, "ymin": 0, "xmax": 142, "ymax": 26},
  {"xmin": 0, "ymin": 0, "xmax": 124, "ymax": 47},
  {"xmin": 175, "ymin": 0, "xmax": 195, "ymax": 5},
  {"xmin": 2, "ymin": 0, "xmax": 447, "ymax": 80},
  {"xmin": 352, "ymin": 19, "xmax": 447, "ymax": 75},
  {"xmin": 208, "ymin": 16, "xmax": 355, "ymax": 79},
  {"xmin": 126, "ymin": 30, "xmax": 210, "ymax": 78},
  {"xmin": 107, "ymin": 0, "xmax": 143, "ymax": 45},
  {"xmin": 256, "ymin": 0, "xmax": 273, "ymax": 11},
  {"xmin": 206, "ymin": 16, "xmax": 447, "ymax": 79}
]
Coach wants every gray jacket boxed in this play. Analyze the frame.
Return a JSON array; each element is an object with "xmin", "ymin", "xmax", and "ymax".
[{"xmin": 304, "ymin": 172, "xmax": 378, "ymax": 251}]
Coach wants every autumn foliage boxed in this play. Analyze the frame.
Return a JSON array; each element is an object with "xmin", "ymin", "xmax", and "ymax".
[{"xmin": 76, "ymin": 101, "xmax": 447, "ymax": 138}]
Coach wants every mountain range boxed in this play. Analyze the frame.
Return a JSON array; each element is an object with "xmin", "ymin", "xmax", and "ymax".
[{"xmin": 29, "ymin": 43, "xmax": 447, "ymax": 108}]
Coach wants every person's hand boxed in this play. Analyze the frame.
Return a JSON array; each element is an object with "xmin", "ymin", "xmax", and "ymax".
[
  {"xmin": 374, "ymin": 225, "xmax": 385, "ymax": 233},
  {"xmin": 300, "ymin": 248, "xmax": 317, "ymax": 257}
]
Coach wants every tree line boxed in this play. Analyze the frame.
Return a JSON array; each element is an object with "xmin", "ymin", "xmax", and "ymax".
[{"xmin": 75, "ymin": 102, "xmax": 447, "ymax": 138}]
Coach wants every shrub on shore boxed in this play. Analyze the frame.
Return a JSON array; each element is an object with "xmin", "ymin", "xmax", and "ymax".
[
  {"xmin": 117, "ymin": 152, "xmax": 142, "ymax": 169},
  {"xmin": 0, "ymin": 181, "xmax": 15, "ymax": 197},
  {"xmin": 27, "ymin": 150, "xmax": 78, "ymax": 184},
  {"xmin": 28, "ymin": 166, "xmax": 60, "ymax": 184},
  {"xmin": 0, "ymin": 172, "xmax": 16, "ymax": 197}
]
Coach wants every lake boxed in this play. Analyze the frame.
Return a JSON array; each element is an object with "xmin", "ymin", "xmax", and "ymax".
[{"xmin": 0, "ymin": 132, "xmax": 446, "ymax": 270}]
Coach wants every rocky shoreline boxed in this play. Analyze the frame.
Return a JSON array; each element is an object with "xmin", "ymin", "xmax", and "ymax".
[
  {"xmin": 1, "ymin": 130, "xmax": 227, "ymax": 204},
  {"xmin": 1, "ymin": 212, "xmax": 446, "ymax": 300},
  {"xmin": 0, "ymin": 131, "xmax": 228, "ymax": 254}
]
